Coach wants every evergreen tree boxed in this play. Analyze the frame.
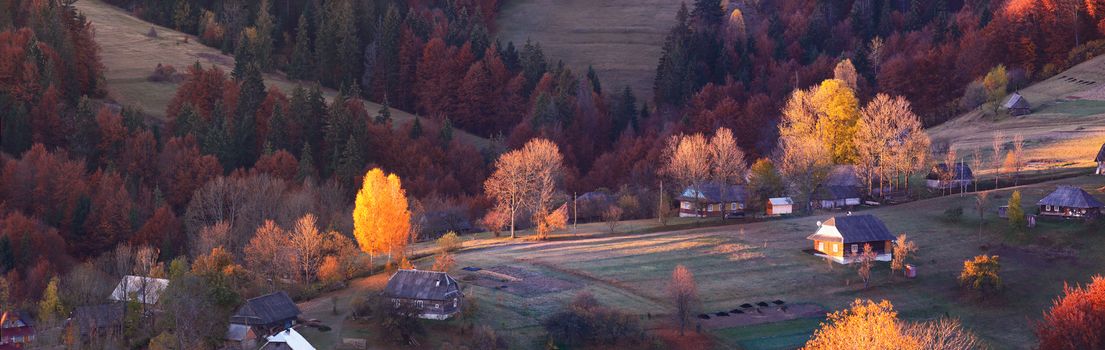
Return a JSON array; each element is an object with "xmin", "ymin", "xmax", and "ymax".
[
  {"xmin": 267, "ymin": 104, "xmax": 288, "ymax": 151},
  {"xmin": 254, "ymin": 0, "xmax": 275, "ymax": 71},
  {"xmin": 297, "ymin": 141, "xmax": 316, "ymax": 182},
  {"xmin": 0, "ymin": 95, "xmax": 30, "ymax": 156},
  {"xmin": 410, "ymin": 117, "xmax": 423, "ymax": 139},
  {"xmin": 233, "ymin": 29, "xmax": 257, "ymax": 79},
  {"xmin": 654, "ymin": 3, "xmax": 692, "ymax": 106},
  {"xmin": 69, "ymin": 97, "xmax": 102, "ymax": 164},
  {"xmin": 0, "ymin": 236, "xmax": 13, "ymax": 273},
  {"xmin": 691, "ymin": 0, "xmax": 724, "ymax": 32},
  {"xmin": 586, "ymin": 65, "xmax": 602, "ymax": 94},
  {"xmin": 173, "ymin": 104, "xmax": 203, "ymax": 137},
  {"xmin": 288, "ymin": 13, "xmax": 315, "ymax": 80},
  {"xmin": 375, "ymin": 4, "xmax": 402, "ymax": 99},
  {"xmin": 202, "ymin": 104, "xmax": 232, "ymax": 171},
  {"xmin": 613, "ymin": 86, "xmax": 637, "ymax": 137},
  {"xmin": 501, "ymin": 40, "xmax": 520, "ymax": 71},
  {"xmin": 440, "ymin": 117, "xmax": 454, "ymax": 143},
  {"xmin": 376, "ymin": 94, "xmax": 392, "ymax": 124},
  {"xmin": 520, "ymin": 40, "xmax": 548, "ymax": 95},
  {"xmin": 336, "ymin": 137, "xmax": 364, "ymax": 184},
  {"xmin": 172, "ymin": 0, "xmax": 196, "ymax": 33}
]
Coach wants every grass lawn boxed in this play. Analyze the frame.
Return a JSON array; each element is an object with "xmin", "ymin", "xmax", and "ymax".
[{"xmin": 401, "ymin": 175, "xmax": 1105, "ymax": 349}]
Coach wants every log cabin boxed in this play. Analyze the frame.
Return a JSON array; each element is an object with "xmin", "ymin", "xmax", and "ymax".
[
  {"xmin": 382, "ymin": 269, "xmax": 463, "ymax": 320},
  {"xmin": 1036, "ymin": 186, "xmax": 1104, "ymax": 219},
  {"xmin": 806, "ymin": 214, "xmax": 895, "ymax": 264},
  {"xmin": 1003, "ymin": 93, "xmax": 1031, "ymax": 116}
]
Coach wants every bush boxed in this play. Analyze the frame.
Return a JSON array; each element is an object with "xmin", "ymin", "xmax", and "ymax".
[
  {"xmin": 543, "ymin": 292, "xmax": 646, "ymax": 347},
  {"xmin": 603, "ymin": 205, "xmax": 624, "ymax": 233},
  {"xmin": 959, "ymin": 255, "xmax": 1002, "ymax": 295},
  {"xmin": 148, "ymin": 63, "xmax": 181, "ymax": 83},
  {"xmin": 943, "ymin": 206, "xmax": 964, "ymax": 222},
  {"xmin": 436, "ymin": 231, "xmax": 462, "ymax": 252}
]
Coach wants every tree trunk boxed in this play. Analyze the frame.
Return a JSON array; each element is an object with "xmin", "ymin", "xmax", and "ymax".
[{"xmin": 509, "ymin": 208, "xmax": 516, "ymax": 239}]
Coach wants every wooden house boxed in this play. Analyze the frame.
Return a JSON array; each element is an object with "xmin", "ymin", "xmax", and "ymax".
[
  {"xmin": 1003, "ymin": 93, "xmax": 1031, "ymax": 116},
  {"xmin": 1095, "ymin": 142, "xmax": 1105, "ymax": 175},
  {"xmin": 382, "ymin": 269, "xmax": 463, "ymax": 320},
  {"xmin": 225, "ymin": 324, "xmax": 258, "ymax": 350},
  {"xmin": 1036, "ymin": 186, "xmax": 1104, "ymax": 219},
  {"xmin": 109, "ymin": 275, "xmax": 169, "ymax": 306},
  {"xmin": 766, "ymin": 197, "xmax": 793, "ymax": 216},
  {"xmin": 229, "ymin": 291, "xmax": 301, "ymax": 337},
  {"xmin": 806, "ymin": 214, "xmax": 895, "ymax": 264},
  {"xmin": 677, "ymin": 183, "xmax": 747, "ymax": 218},
  {"xmin": 810, "ymin": 185, "xmax": 862, "ymax": 209},
  {"xmin": 925, "ymin": 163, "xmax": 974, "ymax": 191},
  {"xmin": 68, "ymin": 303, "xmax": 125, "ymax": 342},
  {"xmin": 0, "ymin": 311, "xmax": 35, "ymax": 349}
]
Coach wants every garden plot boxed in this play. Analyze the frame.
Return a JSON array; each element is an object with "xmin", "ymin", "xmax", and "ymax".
[{"xmin": 460, "ymin": 265, "xmax": 581, "ymax": 297}]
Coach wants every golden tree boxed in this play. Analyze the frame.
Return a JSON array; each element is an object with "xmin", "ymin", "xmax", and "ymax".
[
  {"xmin": 353, "ymin": 168, "xmax": 412, "ymax": 266},
  {"xmin": 959, "ymin": 255, "xmax": 1002, "ymax": 295},
  {"xmin": 804, "ymin": 299, "xmax": 917, "ymax": 350},
  {"xmin": 890, "ymin": 234, "xmax": 917, "ymax": 278},
  {"xmin": 811, "ymin": 79, "xmax": 861, "ymax": 164}
]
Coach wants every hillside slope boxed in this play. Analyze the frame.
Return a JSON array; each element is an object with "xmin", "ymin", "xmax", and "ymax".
[
  {"xmin": 76, "ymin": 0, "xmax": 490, "ymax": 148},
  {"xmin": 497, "ymin": 0, "xmax": 684, "ymax": 102},
  {"xmin": 930, "ymin": 55, "xmax": 1105, "ymax": 172}
]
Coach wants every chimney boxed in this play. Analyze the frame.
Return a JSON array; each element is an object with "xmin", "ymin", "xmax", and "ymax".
[{"xmin": 815, "ymin": 220, "xmax": 822, "ymax": 227}]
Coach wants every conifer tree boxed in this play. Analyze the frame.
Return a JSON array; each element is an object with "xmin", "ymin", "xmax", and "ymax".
[
  {"xmin": 440, "ymin": 118, "xmax": 454, "ymax": 143},
  {"xmin": 376, "ymin": 94, "xmax": 392, "ymax": 124},
  {"xmin": 254, "ymin": 0, "xmax": 276, "ymax": 71},
  {"xmin": 289, "ymin": 14, "xmax": 315, "ymax": 80},
  {"xmin": 410, "ymin": 118, "xmax": 423, "ymax": 139},
  {"xmin": 267, "ymin": 104, "xmax": 288, "ymax": 151},
  {"xmin": 297, "ymin": 141, "xmax": 316, "ymax": 181}
]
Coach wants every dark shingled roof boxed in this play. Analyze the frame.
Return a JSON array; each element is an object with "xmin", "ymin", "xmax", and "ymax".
[
  {"xmin": 807, "ymin": 215, "xmax": 896, "ymax": 243},
  {"xmin": 1037, "ymin": 186, "xmax": 1104, "ymax": 209},
  {"xmin": 231, "ymin": 291, "xmax": 301, "ymax": 326},
  {"xmin": 677, "ymin": 183, "xmax": 747, "ymax": 203},
  {"xmin": 383, "ymin": 270, "xmax": 462, "ymax": 301},
  {"xmin": 1003, "ymin": 93, "xmax": 1030, "ymax": 109},
  {"xmin": 71, "ymin": 303, "xmax": 125, "ymax": 336},
  {"xmin": 926, "ymin": 163, "xmax": 975, "ymax": 181},
  {"xmin": 1096, "ymin": 143, "xmax": 1105, "ymax": 162},
  {"xmin": 811, "ymin": 185, "xmax": 861, "ymax": 201}
]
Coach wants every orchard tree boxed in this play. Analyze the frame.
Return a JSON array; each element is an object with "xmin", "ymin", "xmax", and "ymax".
[
  {"xmin": 669, "ymin": 264, "xmax": 699, "ymax": 336},
  {"xmin": 244, "ymin": 220, "xmax": 290, "ymax": 291},
  {"xmin": 353, "ymin": 168, "xmax": 412, "ymax": 265}
]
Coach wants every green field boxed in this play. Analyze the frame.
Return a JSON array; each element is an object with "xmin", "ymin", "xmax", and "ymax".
[{"xmin": 300, "ymin": 174, "xmax": 1105, "ymax": 349}]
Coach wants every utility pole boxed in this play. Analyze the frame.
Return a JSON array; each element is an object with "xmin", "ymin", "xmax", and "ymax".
[
  {"xmin": 573, "ymin": 192, "xmax": 578, "ymax": 232},
  {"xmin": 658, "ymin": 180, "xmax": 664, "ymax": 223}
]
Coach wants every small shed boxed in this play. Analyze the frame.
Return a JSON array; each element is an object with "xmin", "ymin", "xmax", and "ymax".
[
  {"xmin": 1003, "ymin": 93, "xmax": 1031, "ymax": 116},
  {"xmin": 109, "ymin": 275, "xmax": 169, "ymax": 305},
  {"xmin": 382, "ymin": 269, "xmax": 463, "ymax": 320},
  {"xmin": 1095, "ymin": 142, "xmax": 1105, "ymax": 175},
  {"xmin": 766, "ymin": 197, "xmax": 793, "ymax": 216},
  {"xmin": 806, "ymin": 214, "xmax": 895, "ymax": 264},
  {"xmin": 1036, "ymin": 185, "xmax": 1104, "ymax": 219}
]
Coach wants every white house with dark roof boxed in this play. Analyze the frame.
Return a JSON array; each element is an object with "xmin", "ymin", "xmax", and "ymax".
[
  {"xmin": 677, "ymin": 183, "xmax": 747, "ymax": 218},
  {"xmin": 1037, "ymin": 186, "xmax": 1104, "ymax": 219},
  {"xmin": 382, "ymin": 269, "xmax": 463, "ymax": 320},
  {"xmin": 806, "ymin": 214, "xmax": 896, "ymax": 264}
]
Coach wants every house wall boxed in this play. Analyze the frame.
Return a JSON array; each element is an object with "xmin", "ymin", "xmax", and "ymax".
[
  {"xmin": 1097, "ymin": 161, "xmax": 1104, "ymax": 175},
  {"xmin": 679, "ymin": 201, "xmax": 744, "ymax": 217},
  {"xmin": 391, "ymin": 297, "xmax": 461, "ymax": 320},
  {"xmin": 813, "ymin": 240, "xmax": 843, "ymax": 257},
  {"xmin": 767, "ymin": 203, "xmax": 792, "ymax": 216},
  {"xmin": 1038, "ymin": 205, "xmax": 1101, "ymax": 218}
]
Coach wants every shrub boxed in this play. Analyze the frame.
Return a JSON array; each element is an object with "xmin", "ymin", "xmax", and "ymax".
[
  {"xmin": 544, "ymin": 292, "xmax": 646, "ymax": 347},
  {"xmin": 959, "ymin": 255, "xmax": 1002, "ymax": 295},
  {"xmin": 603, "ymin": 205, "xmax": 623, "ymax": 233},
  {"xmin": 960, "ymin": 81, "xmax": 987, "ymax": 111},
  {"xmin": 148, "ymin": 64, "xmax": 181, "ymax": 83},
  {"xmin": 318, "ymin": 256, "xmax": 343, "ymax": 285},
  {"xmin": 436, "ymin": 231, "xmax": 462, "ymax": 252},
  {"xmin": 469, "ymin": 325, "xmax": 507, "ymax": 350}
]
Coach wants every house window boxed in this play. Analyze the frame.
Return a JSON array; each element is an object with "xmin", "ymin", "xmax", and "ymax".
[
  {"xmin": 731, "ymin": 202, "xmax": 738, "ymax": 210},
  {"xmin": 435, "ymin": 303, "xmax": 441, "ymax": 309},
  {"xmin": 453, "ymin": 299, "xmax": 458, "ymax": 308},
  {"xmin": 818, "ymin": 242, "xmax": 824, "ymax": 251},
  {"xmin": 417, "ymin": 300, "xmax": 425, "ymax": 308},
  {"xmin": 851, "ymin": 244, "xmax": 859, "ymax": 254},
  {"xmin": 681, "ymin": 202, "xmax": 691, "ymax": 209},
  {"xmin": 832, "ymin": 243, "xmax": 838, "ymax": 253}
]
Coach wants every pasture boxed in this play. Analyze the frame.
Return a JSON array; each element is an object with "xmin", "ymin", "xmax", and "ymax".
[
  {"xmin": 497, "ymin": 0, "xmax": 685, "ymax": 102},
  {"xmin": 302, "ymin": 175, "xmax": 1105, "ymax": 349},
  {"xmin": 73, "ymin": 0, "xmax": 491, "ymax": 148}
]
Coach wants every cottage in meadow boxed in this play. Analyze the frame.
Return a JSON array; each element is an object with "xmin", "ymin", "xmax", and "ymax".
[
  {"xmin": 1003, "ymin": 92, "xmax": 1031, "ymax": 116},
  {"xmin": 382, "ymin": 269, "xmax": 463, "ymax": 320},
  {"xmin": 677, "ymin": 183, "xmax": 747, "ymax": 218},
  {"xmin": 1036, "ymin": 185, "xmax": 1104, "ymax": 219},
  {"xmin": 806, "ymin": 214, "xmax": 895, "ymax": 264},
  {"xmin": 925, "ymin": 163, "xmax": 974, "ymax": 191},
  {"xmin": 229, "ymin": 291, "xmax": 301, "ymax": 338}
]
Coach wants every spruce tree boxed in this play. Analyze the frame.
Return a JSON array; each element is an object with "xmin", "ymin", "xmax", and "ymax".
[
  {"xmin": 297, "ymin": 141, "xmax": 316, "ymax": 182},
  {"xmin": 254, "ymin": 0, "xmax": 276, "ymax": 71},
  {"xmin": 586, "ymin": 65, "xmax": 602, "ymax": 94},
  {"xmin": 375, "ymin": 94, "xmax": 392, "ymax": 124},
  {"xmin": 439, "ymin": 117, "xmax": 454, "ymax": 143},
  {"xmin": 0, "ymin": 95, "xmax": 30, "ymax": 156},
  {"xmin": 410, "ymin": 117, "xmax": 423, "ymax": 139},
  {"xmin": 289, "ymin": 13, "xmax": 315, "ymax": 80},
  {"xmin": 267, "ymin": 104, "xmax": 288, "ymax": 151},
  {"xmin": 336, "ymin": 137, "xmax": 364, "ymax": 184},
  {"xmin": 376, "ymin": 4, "xmax": 402, "ymax": 97}
]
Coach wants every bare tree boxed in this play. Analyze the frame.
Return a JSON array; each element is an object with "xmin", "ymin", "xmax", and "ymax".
[
  {"xmin": 664, "ymin": 133, "xmax": 711, "ymax": 217},
  {"xmin": 834, "ymin": 59, "xmax": 859, "ymax": 91},
  {"xmin": 603, "ymin": 205, "xmax": 623, "ymax": 233},
  {"xmin": 484, "ymin": 138, "xmax": 564, "ymax": 239},
  {"xmin": 975, "ymin": 192, "xmax": 989, "ymax": 241},
  {"xmin": 856, "ymin": 94, "xmax": 928, "ymax": 197},
  {"xmin": 905, "ymin": 318, "xmax": 985, "ymax": 350},
  {"xmin": 244, "ymin": 220, "xmax": 292, "ymax": 290},
  {"xmin": 289, "ymin": 213, "xmax": 324, "ymax": 283},
  {"xmin": 669, "ymin": 265, "xmax": 699, "ymax": 336},
  {"xmin": 854, "ymin": 243, "xmax": 877, "ymax": 289},
  {"xmin": 709, "ymin": 128, "xmax": 748, "ymax": 219},
  {"xmin": 890, "ymin": 234, "xmax": 917, "ymax": 279},
  {"xmin": 941, "ymin": 147, "xmax": 958, "ymax": 196},
  {"xmin": 1011, "ymin": 134, "xmax": 1025, "ymax": 186},
  {"xmin": 970, "ymin": 147, "xmax": 983, "ymax": 192}
]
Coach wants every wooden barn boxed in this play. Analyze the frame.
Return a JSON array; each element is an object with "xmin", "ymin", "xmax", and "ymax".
[
  {"xmin": 382, "ymin": 269, "xmax": 463, "ymax": 320},
  {"xmin": 1036, "ymin": 186, "xmax": 1104, "ymax": 219},
  {"xmin": 1096, "ymin": 142, "xmax": 1105, "ymax": 175},
  {"xmin": 229, "ymin": 291, "xmax": 301, "ymax": 337},
  {"xmin": 766, "ymin": 197, "xmax": 794, "ymax": 216},
  {"xmin": 1003, "ymin": 93, "xmax": 1031, "ymax": 116},
  {"xmin": 925, "ymin": 163, "xmax": 974, "ymax": 191},
  {"xmin": 806, "ymin": 214, "xmax": 895, "ymax": 264},
  {"xmin": 677, "ymin": 183, "xmax": 747, "ymax": 218},
  {"xmin": 810, "ymin": 185, "xmax": 862, "ymax": 209}
]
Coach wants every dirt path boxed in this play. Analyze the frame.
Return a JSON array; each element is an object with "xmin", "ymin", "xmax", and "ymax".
[{"xmin": 75, "ymin": 0, "xmax": 490, "ymax": 148}]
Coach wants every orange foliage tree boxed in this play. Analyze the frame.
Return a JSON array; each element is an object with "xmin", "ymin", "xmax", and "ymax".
[
  {"xmin": 669, "ymin": 264, "xmax": 699, "ymax": 336},
  {"xmin": 352, "ymin": 168, "xmax": 412, "ymax": 267},
  {"xmin": 805, "ymin": 299, "xmax": 917, "ymax": 349},
  {"xmin": 1035, "ymin": 275, "xmax": 1105, "ymax": 350}
]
